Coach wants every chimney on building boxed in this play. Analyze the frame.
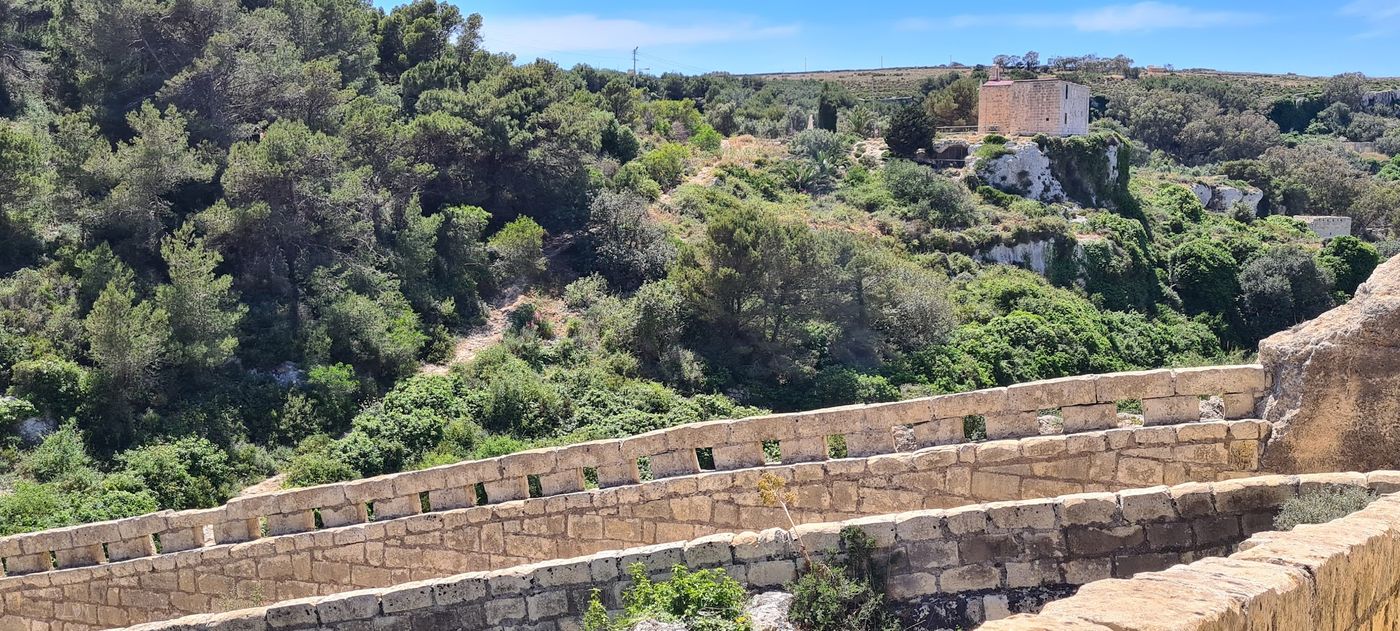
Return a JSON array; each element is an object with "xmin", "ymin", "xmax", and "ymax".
[{"xmin": 989, "ymin": 64, "xmax": 1004, "ymax": 81}]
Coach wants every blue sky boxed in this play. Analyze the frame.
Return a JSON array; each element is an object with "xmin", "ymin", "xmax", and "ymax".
[{"xmin": 390, "ymin": 0, "xmax": 1400, "ymax": 77}]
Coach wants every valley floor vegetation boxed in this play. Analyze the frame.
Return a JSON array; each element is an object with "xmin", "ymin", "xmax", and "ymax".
[{"xmin": 0, "ymin": 8, "xmax": 1396, "ymax": 534}]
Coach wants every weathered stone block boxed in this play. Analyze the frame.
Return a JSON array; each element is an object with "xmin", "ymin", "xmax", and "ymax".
[
  {"xmin": 554, "ymin": 439, "xmax": 622, "ymax": 471},
  {"xmin": 213, "ymin": 518, "xmax": 259, "ymax": 544},
  {"xmin": 938, "ymin": 388, "xmax": 1008, "ymax": 419},
  {"xmin": 53, "ymin": 543, "xmax": 104, "ymax": 568},
  {"xmin": 713, "ymin": 443, "xmax": 766, "ymax": 470},
  {"xmin": 984, "ymin": 413, "xmax": 1038, "ymax": 440},
  {"xmin": 844, "ymin": 430, "xmax": 893, "ymax": 458},
  {"xmin": 372, "ymin": 495, "xmax": 421, "ymax": 520},
  {"xmin": 1222, "ymin": 392, "xmax": 1260, "ymax": 419},
  {"xmin": 1005, "ymin": 559, "xmax": 1060, "ymax": 588},
  {"xmin": 1112, "ymin": 552, "xmax": 1180, "ymax": 577},
  {"xmin": 1141, "ymin": 395, "xmax": 1200, "ymax": 425},
  {"xmin": 865, "ymin": 398, "xmax": 938, "ymax": 427},
  {"xmin": 1169, "ymin": 482, "xmax": 1216, "ymax": 518},
  {"xmin": 596, "ymin": 462, "xmax": 640, "ymax": 488},
  {"xmin": 1061, "ymin": 403, "xmax": 1117, "ymax": 433},
  {"xmin": 526, "ymin": 590, "xmax": 569, "ymax": 621},
  {"xmin": 316, "ymin": 589, "xmax": 382, "ymax": 623},
  {"xmin": 106, "ymin": 535, "xmax": 156, "ymax": 562},
  {"xmin": 1213, "ymin": 476, "xmax": 1297, "ymax": 514},
  {"xmin": 648, "ymin": 449, "xmax": 701, "ymax": 478},
  {"xmin": 1118, "ymin": 486, "xmax": 1176, "ymax": 522},
  {"xmin": 912, "ymin": 418, "xmax": 963, "ymax": 447},
  {"xmin": 1059, "ymin": 493, "xmax": 1119, "ymax": 526},
  {"xmin": 1094, "ymin": 369, "xmax": 1174, "ymax": 402},
  {"xmin": 266, "ymin": 511, "xmax": 315, "ymax": 536},
  {"xmin": 265, "ymin": 597, "xmax": 319, "ymax": 629},
  {"xmin": 482, "ymin": 477, "xmax": 529, "ymax": 504},
  {"xmin": 791, "ymin": 405, "xmax": 866, "ymax": 441},
  {"xmin": 1065, "ymin": 525, "xmax": 1144, "ymax": 556},
  {"xmin": 885, "ymin": 572, "xmax": 938, "ymax": 600},
  {"xmin": 1173, "ymin": 364, "xmax": 1268, "ymax": 395},
  {"xmin": 939, "ymin": 564, "xmax": 1001, "ymax": 592},
  {"xmin": 780, "ymin": 436, "xmax": 829, "ymax": 463},
  {"xmin": 1007, "ymin": 375, "xmax": 1097, "ymax": 411},
  {"xmin": 3, "ymin": 551, "xmax": 51, "ymax": 574},
  {"xmin": 987, "ymin": 499, "xmax": 1057, "ymax": 530},
  {"xmin": 746, "ymin": 560, "xmax": 797, "ymax": 587},
  {"xmin": 1145, "ymin": 521, "xmax": 1193, "ymax": 550}
]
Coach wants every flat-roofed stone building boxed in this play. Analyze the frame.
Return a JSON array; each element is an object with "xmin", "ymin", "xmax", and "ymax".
[{"xmin": 978, "ymin": 67, "xmax": 1090, "ymax": 136}]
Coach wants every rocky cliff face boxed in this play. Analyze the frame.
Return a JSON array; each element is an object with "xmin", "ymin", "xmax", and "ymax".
[
  {"xmin": 971, "ymin": 133, "xmax": 1129, "ymax": 210},
  {"xmin": 970, "ymin": 140, "xmax": 1067, "ymax": 203},
  {"xmin": 1259, "ymin": 253, "xmax": 1400, "ymax": 472}
]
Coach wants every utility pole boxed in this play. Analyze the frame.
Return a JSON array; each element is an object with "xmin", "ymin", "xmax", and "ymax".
[{"xmin": 632, "ymin": 47, "xmax": 639, "ymax": 87}]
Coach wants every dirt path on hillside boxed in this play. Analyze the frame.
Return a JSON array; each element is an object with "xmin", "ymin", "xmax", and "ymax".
[{"xmin": 420, "ymin": 290, "xmax": 522, "ymax": 375}]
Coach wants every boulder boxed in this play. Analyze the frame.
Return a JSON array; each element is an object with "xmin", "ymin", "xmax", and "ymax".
[
  {"xmin": 1259, "ymin": 254, "xmax": 1400, "ymax": 472},
  {"xmin": 746, "ymin": 592, "xmax": 797, "ymax": 631}
]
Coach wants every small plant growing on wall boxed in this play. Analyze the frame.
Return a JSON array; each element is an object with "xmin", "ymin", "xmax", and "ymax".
[
  {"xmin": 756, "ymin": 471, "xmax": 900, "ymax": 630},
  {"xmin": 582, "ymin": 563, "xmax": 752, "ymax": 631},
  {"xmin": 1274, "ymin": 487, "xmax": 1377, "ymax": 531}
]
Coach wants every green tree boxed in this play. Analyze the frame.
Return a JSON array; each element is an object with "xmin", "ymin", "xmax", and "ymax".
[
  {"xmin": 1318, "ymin": 236, "xmax": 1380, "ymax": 296},
  {"xmin": 923, "ymin": 75, "xmax": 979, "ymax": 127},
  {"xmin": 488, "ymin": 217, "xmax": 547, "ymax": 288},
  {"xmin": 84, "ymin": 279, "xmax": 170, "ymax": 447},
  {"xmin": 1168, "ymin": 239, "xmax": 1239, "ymax": 316},
  {"xmin": 883, "ymin": 103, "xmax": 931, "ymax": 157},
  {"xmin": 587, "ymin": 191, "xmax": 675, "ymax": 289},
  {"xmin": 1237, "ymin": 245, "xmax": 1336, "ymax": 343},
  {"xmin": 816, "ymin": 82, "xmax": 840, "ymax": 131},
  {"xmin": 157, "ymin": 225, "xmax": 246, "ymax": 371}
]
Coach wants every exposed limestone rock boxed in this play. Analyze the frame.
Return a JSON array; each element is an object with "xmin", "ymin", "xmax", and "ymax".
[
  {"xmin": 746, "ymin": 592, "xmax": 797, "ymax": 631},
  {"xmin": 971, "ymin": 141, "xmax": 1067, "ymax": 204},
  {"xmin": 1260, "ymin": 254, "xmax": 1400, "ymax": 472},
  {"xmin": 1190, "ymin": 182, "xmax": 1263, "ymax": 216},
  {"xmin": 975, "ymin": 240, "xmax": 1059, "ymax": 275}
]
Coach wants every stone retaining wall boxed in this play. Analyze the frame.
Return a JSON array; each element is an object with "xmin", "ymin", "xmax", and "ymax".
[
  {"xmin": 0, "ymin": 365, "xmax": 1269, "ymax": 584},
  {"xmin": 982, "ymin": 471, "xmax": 1400, "ymax": 630},
  {"xmin": 110, "ymin": 471, "xmax": 1398, "ymax": 631},
  {"xmin": 0, "ymin": 420, "xmax": 1268, "ymax": 630}
]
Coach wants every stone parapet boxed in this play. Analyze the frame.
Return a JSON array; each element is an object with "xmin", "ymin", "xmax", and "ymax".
[
  {"xmin": 0, "ymin": 420, "xmax": 1268, "ymax": 630},
  {"xmin": 0, "ymin": 365, "xmax": 1269, "ymax": 583},
  {"xmin": 102, "ymin": 471, "xmax": 1390, "ymax": 631},
  {"xmin": 982, "ymin": 472, "xmax": 1400, "ymax": 630}
]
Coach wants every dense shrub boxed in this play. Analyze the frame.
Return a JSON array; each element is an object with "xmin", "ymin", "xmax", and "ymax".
[
  {"xmin": 883, "ymin": 160, "xmax": 979, "ymax": 228},
  {"xmin": 116, "ymin": 437, "xmax": 235, "ymax": 510},
  {"xmin": 1318, "ymin": 235, "xmax": 1380, "ymax": 296}
]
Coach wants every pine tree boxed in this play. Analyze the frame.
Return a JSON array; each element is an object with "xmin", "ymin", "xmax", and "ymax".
[
  {"xmin": 156, "ymin": 224, "xmax": 246, "ymax": 371},
  {"xmin": 884, "ymin": 103, "xmax": 932, "ymax": 157}
]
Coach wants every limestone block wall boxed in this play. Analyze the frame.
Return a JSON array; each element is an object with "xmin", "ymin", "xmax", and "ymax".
[
  {"xmin": 111, "ymin": 471, "xmax": 1396, "ymax": 631},
  {"xmin": 978, "ymin": 82, "xmax": 1013, "ymax": 133},
  {"xmin": 0, "ymin": 420, "xmax": 1268, "ymax": 630},
  {"xmin": 0, "ymin": 365, "xmax": 1269, "ymax": 585},
  {"xmin": 982, "ymin": 472, "xmax": 1400, "ymax": 630}
]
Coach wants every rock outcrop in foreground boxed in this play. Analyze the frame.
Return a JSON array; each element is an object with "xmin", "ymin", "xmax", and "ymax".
[{"xmin": 1260, "ymin": 253, "xmax": 1400, "ymax": 472}]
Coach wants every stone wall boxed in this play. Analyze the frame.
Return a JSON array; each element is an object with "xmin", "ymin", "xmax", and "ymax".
[
  {"xmin": 108, "ymin": 471, "xmax": 1397, "ymax": 631},
  {"xmin": 982, "ymin": 472, "xmax": 1400, "ymax": 630},
  {"xmin": 0, "ymin": 419, "xmax": 1269, "ymax": 630},
  {"xmin": 0, "ymin": 366, "xmax": 1269, "ymax": 584}
]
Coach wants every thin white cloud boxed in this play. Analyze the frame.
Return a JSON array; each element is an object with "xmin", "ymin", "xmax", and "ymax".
[
  {"xmin": 1340, "ymin": 0, "xmax": 1400, "ymax": 38},
  {"xmin": 483, "ymin": 14, "xmax": 800, "ymax": 52},
  {"xmin": 899, "ymin": 2, "xmax": 1262, "ymax": 33}
]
